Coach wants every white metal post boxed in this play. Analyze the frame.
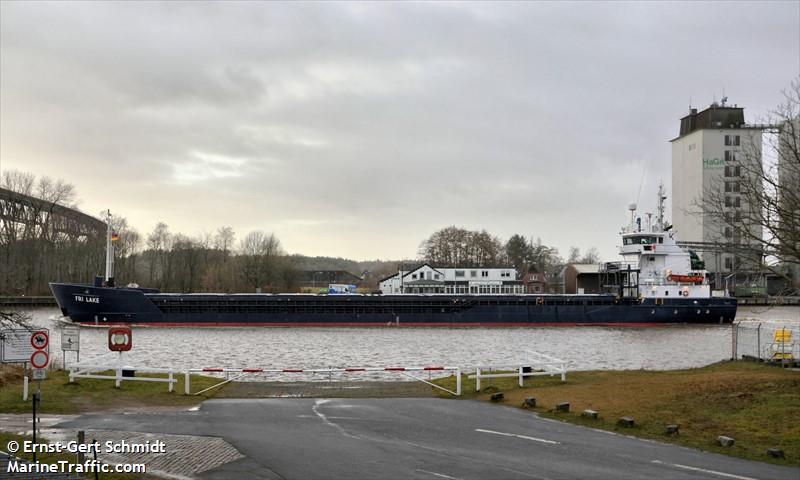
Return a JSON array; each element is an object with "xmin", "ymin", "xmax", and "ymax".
[
  {"xmin": 475, "ymin": 367, "xmax": 481, "ymax": 391},
  {"xmin": 23, "ymin": 376, "xmax": 28, "ymax": 401},
  {"xmin": 518, "ymin": 366, "xmax": 524, "ymax": 387},
  {"xmin": 455, "ymin": 368, "xmax": 461, "ymax": 396},
  {"xmin": 168, "ymin": 370, "xmax": 174, "ymax": 392},
  {"xmin": 185, "ymin": 371, "xmax": 190, "ymax": 395},
  {"xmin": 115, "ymin": 351, "xmax": 122, "ymax": 388}
]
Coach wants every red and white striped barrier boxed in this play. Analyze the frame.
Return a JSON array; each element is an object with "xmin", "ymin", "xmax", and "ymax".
[{"xmin": 185, "ymin": 365, "xmax": 461, "ymax": 396}]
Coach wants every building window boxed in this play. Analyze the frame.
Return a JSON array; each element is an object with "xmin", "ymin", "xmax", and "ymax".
[
  {"xmin": 412, "ymin": 274, "xmax": 417, "ymax": 279},
  {"xmin": 481, "ymin": 271, "xmax": 489, "ymax": 277},
  {"xmin": 724, "ymin": 150, "xmax": 737, "ymax": 162},
  {"xmin": 724, "ymin": 135, "xmax": 741, "ymax": 146},
  {"xmin": 725, "ymin": 196, "xmax": 731, "ymax": 207},
  {"xmin": 724, "ymin": 227, "xmax": 732, "ymax": 238},
  {"xmin": 725, "ymin": 181, "xmax": 731, "ymax": 193},
  {"xmin": 734, "ymin": 196, "xmax": 741, "ymax": 208},
  {"xmin": 455, "ymin": 270, "xmax": 464, "ymax": 277},
  {"xmin": 470, "ymin": 270, "xmax": 477, "ymax": 278},
  {"xmin": 434, "ymin": 274, "xmax": 440, "ymax": 280},
  {"xmin": 724, "ymin": 257, "xmax": 733, "ymax": 269}
]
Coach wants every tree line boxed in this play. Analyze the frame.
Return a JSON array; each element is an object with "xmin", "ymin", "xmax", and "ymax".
[
  {"xmin": 2, "ymin": 171, "xmax": 601, "ymax": 296},
  {"xmin": 418, "ymin": 225, "xmax": 600, "ymax": 278},
  {"xmin": 0, "ymin": 170, "xmax": 298, "ymax": 295}
]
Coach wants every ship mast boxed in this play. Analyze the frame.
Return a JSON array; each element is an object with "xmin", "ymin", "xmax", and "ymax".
[
  {"xmin": 105, "ymin": 210, "xmax": 115, "ymax": 286},
  {"xmin": 656, "ymin": 182, "xmax": 666, "ymax": 231}
]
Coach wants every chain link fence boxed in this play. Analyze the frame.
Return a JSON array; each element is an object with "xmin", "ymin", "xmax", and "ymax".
[{"xmin": 732, "ymin": 321, "xmax": 800, "ymax": 366}]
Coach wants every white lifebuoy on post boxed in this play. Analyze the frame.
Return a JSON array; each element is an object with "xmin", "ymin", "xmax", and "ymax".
[{"xmin": 682, "ymin": 290, "xmax": 689, "ymax": 297}]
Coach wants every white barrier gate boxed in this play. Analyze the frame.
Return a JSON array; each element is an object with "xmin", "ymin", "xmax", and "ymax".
[{"xmin": 185, "ymin": 365, "xmax": 462, "ymax": 396}]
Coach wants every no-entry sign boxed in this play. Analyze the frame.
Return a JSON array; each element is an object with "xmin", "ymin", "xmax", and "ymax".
[{"xmin": 30, "ymin": 350, "xmax": 49, "ymax": 369}]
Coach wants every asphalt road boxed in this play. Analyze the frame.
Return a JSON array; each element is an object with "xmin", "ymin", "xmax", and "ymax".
[{"xmin": 57, "ymin": 399, "xmax": 799, "ymax": 480}]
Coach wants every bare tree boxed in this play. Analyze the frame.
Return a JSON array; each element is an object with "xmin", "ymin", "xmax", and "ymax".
[
  {"xmin": 215, "ymin": 226, "xmax": 236, "ymax": 262},
  {"xmin": 0, "ymin": 311, "xmax": 32, "ymax": 330},
  {"xmin": 240, "ymin": 231, "xmax": 283, "ymax": 291}
]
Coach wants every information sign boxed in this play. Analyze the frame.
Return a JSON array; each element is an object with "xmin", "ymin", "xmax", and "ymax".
[
  {"xmin": 0, "ymin": 330, "xmax": 35, "ymax": 363},
  {"xmin": 32, "ymin": 368, "xmax": 47, "ymax": 380},
  {"xmin": 61, "ymin": 324, "xmax": 80, "ymax": 352}
]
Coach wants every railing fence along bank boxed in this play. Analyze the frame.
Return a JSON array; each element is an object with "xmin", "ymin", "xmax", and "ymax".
[
  {"xmin": 60, "ymin": 350, "xmax": 570, "ymax": 398},
  {"xmin": 468, "ymin": 350, "xmax": 568, "ymax": 391}
]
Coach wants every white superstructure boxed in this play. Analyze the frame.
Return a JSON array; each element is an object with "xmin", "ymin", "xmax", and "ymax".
[{"xmin": 618, "ymin": 184, "xmax": 712, "ymax": 299}]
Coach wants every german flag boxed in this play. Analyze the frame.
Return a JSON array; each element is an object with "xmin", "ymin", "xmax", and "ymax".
[{"xmin": 111, "ymin": 232, "xmax": 120, "ymax": 241}]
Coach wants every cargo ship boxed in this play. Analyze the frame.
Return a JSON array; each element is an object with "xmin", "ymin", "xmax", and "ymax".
[{"xmin": 50, "ymin": 187, "xmax": 736, "ymax": 327}]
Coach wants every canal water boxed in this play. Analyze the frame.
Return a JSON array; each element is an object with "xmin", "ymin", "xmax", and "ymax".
[{"xmin": 12, "ymin": 307, "xmax": 798, "ymax": 379}]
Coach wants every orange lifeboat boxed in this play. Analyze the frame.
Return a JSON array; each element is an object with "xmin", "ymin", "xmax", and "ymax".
[{"xmin": 668, "ymin": 274, "xmax": 704, "ymax": 283}]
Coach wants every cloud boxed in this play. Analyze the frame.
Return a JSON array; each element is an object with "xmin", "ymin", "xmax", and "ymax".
[{"xmin": 1, "ymin": 1, "xmax": 797, "ymax": 261}]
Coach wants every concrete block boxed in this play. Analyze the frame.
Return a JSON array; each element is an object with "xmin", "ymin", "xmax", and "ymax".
[
  {"xmin": 522, "ymin": 397, "xmax": 536, "ymax": 408},
  {"xmin": 717, "ymin": 436, "xmax": 735, "ymax": 447},
  {"xmin": 582, "ymin": 409, "xmax": 598, "ymax": 419},
  {"xmin": 767, "ymin": 448, "xmax": 784, "ymax": 459},
  {"xmin": 555, "ymin": 402, "xmax": 570, "ymax": 413},
  {"xmin": 617, "ymin": 417, "xmax": 635, "ymax": 427},
  {"xmin": 665, "ymin": 424, "xmax": 680, "ymax": 435},
  {"xmin": 490, "ymin": 392, "xmax": 504, "ymax": 402}
]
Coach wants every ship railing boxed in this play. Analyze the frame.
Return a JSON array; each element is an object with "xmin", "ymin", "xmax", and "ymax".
[
  {"xmin": 66, "ymin": 353, "xmax": 177, "ymax": 391},
  {"xmin": 184, "ymin": 365, "xmax": 462, "ymax": 396},
  {"xmin": 468, "ymin": 350, "xmax": 567, "ymax": 391}
]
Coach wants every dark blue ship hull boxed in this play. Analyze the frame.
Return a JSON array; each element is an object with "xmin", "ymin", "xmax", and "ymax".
[{"xmin": 50, "ymin": 282, "xmax": 737, "ymax": 327}]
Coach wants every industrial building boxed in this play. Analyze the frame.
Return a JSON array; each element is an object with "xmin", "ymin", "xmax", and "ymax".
[{"xmin": 670, "ymin": 100, "xmax": 764, "ymax": 275}]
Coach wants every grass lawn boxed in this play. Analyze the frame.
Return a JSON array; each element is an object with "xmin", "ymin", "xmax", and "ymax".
[
  {"xmin": 433, "ymin": 361, "xmax": 800, "ymax": 466},
  {"xmin": 0, "ymin": 368, "xmax": 226, "ymax": 414}
]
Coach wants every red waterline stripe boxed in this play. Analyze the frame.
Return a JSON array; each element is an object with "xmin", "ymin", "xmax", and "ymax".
[
  {"xmin": 202, "ymin": 368, "xmax": 224, "ymax": 372},
  {"xmin": 282, "ymin": 369, "xmax": 304, "ymax": 373},
  {"xmin": 242, "ymin": 368, "xmax": 263, "ymax": 373},
  {"xmin": 77, "ymin": 321, "xmax": 678, "ymax": 328},
  {"xmin": 384, "ymin": 367, "xmax": 405, "ymax": 371},
  {"xmin": 344, "ymin": 368, "xmax": 366, "ymax": 372},
  {"xmin": 423, "ymin": 367, "xmax": 444, "ymax": 371}
]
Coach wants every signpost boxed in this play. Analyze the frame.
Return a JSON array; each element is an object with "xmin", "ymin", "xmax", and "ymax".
[
  {"xmin": 29, "ymin": 330, "xmax": 49, "ymax": 462},
  {"xmin": 61, "ymin": 323, "xmax": 81, "ymax": 366}
]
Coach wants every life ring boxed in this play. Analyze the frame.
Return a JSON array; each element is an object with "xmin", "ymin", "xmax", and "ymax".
[
  {"xmin": 682, "ymin": 290, "xmax": 689, "ymax": 297},
  {"xmin": 536, "ymin": 297, "xmax": 544, "ymax": 305}
]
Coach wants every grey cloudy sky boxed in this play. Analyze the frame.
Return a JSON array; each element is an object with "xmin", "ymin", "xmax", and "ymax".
[{"xmin": 1, "ymin": 1, "xmax": 798, "ymax": 261}]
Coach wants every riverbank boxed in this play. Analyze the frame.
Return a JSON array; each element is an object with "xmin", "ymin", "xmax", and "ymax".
[{"xmin": 434, "ymin": 361, "xmax": 799, "ymax": 465}]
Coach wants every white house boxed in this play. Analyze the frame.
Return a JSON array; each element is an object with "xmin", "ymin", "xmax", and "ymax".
[{"xmin": 379, "ymin": 264, "xmax": 523, "ymax": 294}]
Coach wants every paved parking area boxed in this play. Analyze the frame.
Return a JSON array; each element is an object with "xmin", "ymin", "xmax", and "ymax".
[{"xmin": 55, "ymin": 398, "xmax": 800, "ymax": 480}]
